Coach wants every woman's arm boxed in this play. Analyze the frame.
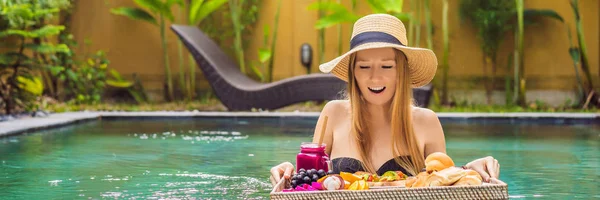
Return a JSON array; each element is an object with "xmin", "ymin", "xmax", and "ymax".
[
  {"xmin": 415, "ymin": 108, "xmax": 446, "ymax": 157},
  {"xmin": 311, "ymin": 100, "xmax": 341, "ymax": 156},
  {"xmin": 270, "ymin": 100, "xmax": 341, "ymax": 186},
  {"xmin": 415, "ymin": 108, "xmax": 500, "ymax": 182}
]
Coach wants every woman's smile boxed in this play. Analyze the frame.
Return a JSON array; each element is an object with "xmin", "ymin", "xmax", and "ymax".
[{"xmin": 368, "ymin": 86, "xmax": 386, "ymax": 94}]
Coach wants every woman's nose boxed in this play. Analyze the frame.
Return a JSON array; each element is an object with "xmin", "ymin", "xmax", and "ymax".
[{"xmin": 368, "ymin": 68, "xmax": 384, "ymax": 81}]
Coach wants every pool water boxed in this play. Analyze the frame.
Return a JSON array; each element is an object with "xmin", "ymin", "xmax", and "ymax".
[{"xmin": 0, "ymin": 118, "xmax": 598, "ymax": 199}]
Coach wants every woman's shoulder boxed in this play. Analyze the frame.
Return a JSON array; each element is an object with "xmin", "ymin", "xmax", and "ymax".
[
  {"xmin": 320, "ymin": 100, "xmax": 350, "ymax": 121},
  {"xmin": 411, "ymin": 106, "xmax": 440, "ymax": 125},
  {"xmin": 322, "ymin": 100, "xmax": 350, "ymax": 114}
]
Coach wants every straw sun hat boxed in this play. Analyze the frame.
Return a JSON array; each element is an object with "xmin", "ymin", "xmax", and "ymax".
[{"xmin": 319, "ymin": 14, "xmax": 438, "ymax": 88}]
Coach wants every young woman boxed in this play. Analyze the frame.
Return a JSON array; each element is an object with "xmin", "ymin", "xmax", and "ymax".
[{"xmin": 270, "ymin": 14, "xmax": 500, "ymax": 186}]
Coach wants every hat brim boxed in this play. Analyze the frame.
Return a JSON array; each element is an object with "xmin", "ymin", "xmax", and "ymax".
[{"xmin": 319, "ymin": 42, "xmax": 438, "ymax": 88}]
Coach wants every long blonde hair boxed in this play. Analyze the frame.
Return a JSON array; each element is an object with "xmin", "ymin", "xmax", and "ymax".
[{"xmin": 346, "ymin": 49, "xmax": 425, "ymax": 175}]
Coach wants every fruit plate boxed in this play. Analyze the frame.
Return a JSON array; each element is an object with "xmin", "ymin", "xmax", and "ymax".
[{"xmin": 270, "ymin": 178, "xmax": 508, "ymax": 200}]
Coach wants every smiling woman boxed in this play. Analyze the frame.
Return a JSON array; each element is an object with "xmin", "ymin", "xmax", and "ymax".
[{"xmin": 270, "ymin": 14, "xmax": 500, "ymax": 189}]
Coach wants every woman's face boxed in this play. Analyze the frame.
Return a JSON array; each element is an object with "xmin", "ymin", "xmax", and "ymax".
[{"xmin": 354, "ymin": 47, "xmax": 400, "ymax": 106}]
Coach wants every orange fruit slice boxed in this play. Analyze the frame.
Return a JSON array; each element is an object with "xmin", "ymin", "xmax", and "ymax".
[
  {"xmin": 340, "ymin": 172, "xmax": 362, "ymax": 184},
  {"xmin": 344, "ymin": 180, "xmax": 350, "ymax": 189}
]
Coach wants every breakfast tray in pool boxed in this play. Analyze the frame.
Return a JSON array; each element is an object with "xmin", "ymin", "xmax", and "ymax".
[{"xmin": 270, "ymin": 178, "xmax": 509, "ymax": 200}]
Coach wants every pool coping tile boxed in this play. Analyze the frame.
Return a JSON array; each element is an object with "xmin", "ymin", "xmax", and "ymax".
[{"xmin": 1, "ymin": 111, "xmax": 599, "ymax": 137}]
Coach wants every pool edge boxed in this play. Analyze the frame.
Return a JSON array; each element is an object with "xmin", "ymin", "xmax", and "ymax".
[{"xmin": 1, "ymin": 111, "xmax": 599, "ymax": 137}]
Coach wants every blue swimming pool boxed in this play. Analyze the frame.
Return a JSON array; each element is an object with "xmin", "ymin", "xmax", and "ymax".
[{"xmin": 0, "ymin": 117, "xmax": 598, "ymax": 199}]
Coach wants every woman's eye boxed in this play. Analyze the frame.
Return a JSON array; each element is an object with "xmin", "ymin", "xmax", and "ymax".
[
  {"xmin": 382, "ymin": 65, "xmax": 393, "ymax": 69},
  {"xmin": 359, "ymin": 66, "xmax": 370, "ymax": 69}
]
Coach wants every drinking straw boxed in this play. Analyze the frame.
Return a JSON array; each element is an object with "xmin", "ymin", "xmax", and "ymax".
[{"xmin": 317, "ymin": 116, "xmax": 328, "ymax": 147}]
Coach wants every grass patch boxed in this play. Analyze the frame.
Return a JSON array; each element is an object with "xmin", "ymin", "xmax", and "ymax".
[{"xmin": 45, "ymin": 97, "xmax": 597, "ymax": 113}]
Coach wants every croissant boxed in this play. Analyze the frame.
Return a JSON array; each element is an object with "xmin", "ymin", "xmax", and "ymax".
[{"xmin": 425, "ymin": 152, "xmax": 455, "ymax": 173}]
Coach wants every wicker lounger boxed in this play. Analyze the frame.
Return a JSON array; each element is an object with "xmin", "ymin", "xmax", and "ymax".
[{"xmin": 170, "ymin": 25, "xmax": 432, "ymax": 111}]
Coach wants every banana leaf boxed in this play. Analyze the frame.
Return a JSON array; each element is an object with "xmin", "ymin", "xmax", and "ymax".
[
  {"xmin": 106, "ymin": 79, "xmax": 134, "ymax": 88},
  {"xmin": 523, "ymin": 9, "xmax": 564, "ymax": 24},
  {"xmin": 110, "ymin": 7, "xmax": 157, "ymax": 25},
  {"xmin": 189, "ymin": 0, "xmax": 228, "ymax": 25}
]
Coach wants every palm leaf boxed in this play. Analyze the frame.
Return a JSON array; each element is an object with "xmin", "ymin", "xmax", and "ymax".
[
  {"xmin": 166, "ymin": 0, "xmax": 184, "ymax": 6},
  {"xmin": 106, "ymin": 79, "xmax": 134, "ymax": 88},
  {"xmin": 133, "ymin": 0, "xmax": 163, "ymax": 13},
  {"xmin": 190, "ymin": 0, "xmax": 228, "ymax": 25},
  {"xmin": 315, "ymin": 11, "xmax": 359, "ymax": 29},
  {"xmin": 110, "ymin": 7, "xmax": 157, "ymax": 25},
  {"xmin": 132, "ymin": 0, "xmax": 175, "ymax": 22},
  {"xmin": 189, "ymin": 0, "xmax": 206, "ymax": 24},
  {"xmin": 365, "ymin": 0, "xmax": 387, "ymax": 13},
  {"xmin": 523, "ymin": 9, "xmax": 564, "ymax": 23}
]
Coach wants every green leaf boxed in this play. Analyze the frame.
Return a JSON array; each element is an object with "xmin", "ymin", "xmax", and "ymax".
[
  {"xmin": 365, "ymin": 0, "xmax": 387, "ymax": 13},
  {"xmin": 523, "ymin": 9, "xmax": 564, "ymax": 23},
  {"xmin": 189, "ymin": 0, "xmax": 206, "ymax": 24},
  {"xmin": 0, "ymin": 25, "xmax": 65, "ymax": 38},
  {"xmin": 47, "ymin": 66, "xmax": 65, "ymax": 76},
  {"xmin": 134, "ymin": 0, "xmax": 174, "ymax": 22},
  {"xmin": 190, "ymin": 0, "xmax": 228, "ymax": 25},
  {"xmin": 392, "ymin": 13, "xmax": 412, "ymax": 22},
  {"xmin": 109, "ymin": 69, "xmax": 124, "ymax": 81},
  {"xmin": 129, "ymin": 90, "xmax": 146, "ymax": 103},
  {"xmin": 32, "ymin": 25, "xmax": 65, "ymax": 37},
  {"xmin": 25, "ymin": 43, "xmax": 71, "ymax": 54},
  {"xmin": 569, "ymin": 47, "xmax": 580, "ymax": 65},
  {"xmin": 315, "ymin": 11, "xmax": 359, "ymax": 29},
  {"xmin": 262, "ymin": 25, "xmax": 270, "ymax": 45},
  {"xmin": 133, "ymin": 0, "xmax": 164, "ymax": 13},
  {"xmin": 0, "ymin": 52, "xmax": 29, "ymax": 65},
  {"xmin": 110, "ymin": 7, "xmax": 157, "ymax": 25},
  {"xmin": 33, "ymin": 8, "xmax": 61, "ymax": 18},
  {"xmin": 249, "ymin": 64, "xmax": 265, "ymax": 82},
  {"xmin": 167, "ymin": 0, "xmax": 185, "ymax": 6},
  {"xmin": 106, "ymin": 79, "xmax": 134, "ymax": 88},
  {"xmin": 17, "ymin": 76, "xmax": 43, "ymax": 96},
  {"xmin": 66, "ymin": 69, "xmax": 78, "ymax": 81},
  {"xmin": 258, "ymin": 48, "xmax": 271, "ymax": 63}
]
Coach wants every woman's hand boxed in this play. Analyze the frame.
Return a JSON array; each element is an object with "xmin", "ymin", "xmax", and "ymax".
[
  {"xmin": 465, "ymin": 156, "xmax": 500, "ymax": 182},
  {"xmin": 269, "ymin": 162, "xmax": 295, "ymax": 186}
]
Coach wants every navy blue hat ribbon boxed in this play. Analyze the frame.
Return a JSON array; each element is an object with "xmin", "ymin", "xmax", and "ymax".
[{"xmin": 349, "ymin": 31, "xmax": 404, "ymax": 49}]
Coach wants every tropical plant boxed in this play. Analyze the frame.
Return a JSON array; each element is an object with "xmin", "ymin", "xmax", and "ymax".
[
  {"xmin": 440, "ymin": 0, "xmax": 450, "ymax": 105},
  {"xmin": 460, "ymin": 0, "xmax": 516, "ymax": 105},
  {"xmin": 566, "ymin": 26, "xmax": 585, "ymax": 105},
  {"xmin": 67, "ymin": 51, "xmax": 110, "ymax": 104},
  {"xmin": 511, "ymin": 3, "xmax": 564, "ymax": 106},
  {"xmin": 512, "ymin": 0, "xmax": 524, "ymax": 106},
  {"xmin": 186, "ymin": 0, "xmax": 228, "ymax": 98},
  {"xmin": 0, "ymin": 0, "xmax": 71, "ymax": 114},
  {"xmin": 111, "ymin": 0, "xmax": 184, "ymax": 101},
  {"xmin": 569, "ymin": 0, "xmax": 598, "ymax": 108},
  {"xmin": 228, "ymin": 0, "xmax": 246, "ymax": 74},
  {"xmin": 424, "ymin": 0, "xmax": 432, "ymax": 49},
  {"xmin": 106, "ymin": 69, "xmax": 148, "ymax": 104},
  {"xmin": 308, "ymin": 0, "xmax": 417, "ymax": 63},
  {"xmin": 264, "ymin": 0, "xmax": 281, "ymax": 82}
]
